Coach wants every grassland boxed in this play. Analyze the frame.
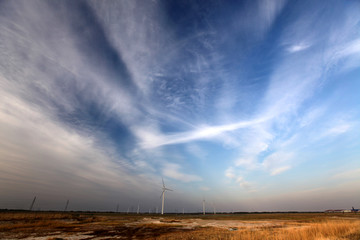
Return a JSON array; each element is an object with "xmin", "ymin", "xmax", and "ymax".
[{"xmin": 0, "ymin": 211, "xmax": 360, "ymax": 239}]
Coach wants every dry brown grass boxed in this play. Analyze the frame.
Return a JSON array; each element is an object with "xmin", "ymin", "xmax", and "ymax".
[
  {"xmin": 1, "ymin": 212, "xmax": 360, "ymax": 239},
  {"xmin": 157, "ymin": 220, "xmax": 360, "ymax": 240}
]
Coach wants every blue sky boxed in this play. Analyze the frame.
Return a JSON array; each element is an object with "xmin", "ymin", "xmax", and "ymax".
[{"xmin": 0, "ymin": 0, "xmax": 360, "ymax": 212}]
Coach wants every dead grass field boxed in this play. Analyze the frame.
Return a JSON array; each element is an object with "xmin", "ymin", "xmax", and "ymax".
[{"xmin": 0, "ymin": 211, "xmax": 360, "ymax": 239}]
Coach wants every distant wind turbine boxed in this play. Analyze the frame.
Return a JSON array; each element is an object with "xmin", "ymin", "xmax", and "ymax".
[
  {"xmin": 211, "ymin": 202, "xmax": 216, "ymax": 215},
  {"xmin": 64, "ymin": 200, "xmax": 69, "ymax": 212},
  {"xmin": 29, "ymin": 196, "xmax": 36, "ymax": 211},
  {"xmin": 161, "ymin": 178, "xmax": 173, "ymax": 215},
  {"xmin": 137, "ymin": 203, "xmax": 140, "ymax": 214},
  {"xmin": 202, "ymin": 197, "xmax": 206, "ymax": 215}
]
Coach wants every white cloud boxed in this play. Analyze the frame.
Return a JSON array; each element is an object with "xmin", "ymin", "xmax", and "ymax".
[
  {"xmin": 0, "ymin": 84, "xmax": 150, "ymax": 196},
  {"xmin": 333, "ymin": 168, "xmax": 360, "ymax": 180},
  {"xmin": 225, "ymin": 167, "xmax": 236, "ymax": 179},
  {"xmin": 138, "ymin": 117, "xmax": 269, "ymax": 149},
  {"xmin": 256, "ymin": 0, "xmax": 287, "ymax": 36},
  {"xmin": 235, "ymin": 176, "xmax": 252, "ymax": 189},
  {"xmin": 287, "ymin": 43, "xmax": 311, "ymax": 53},
  {"xmin": 162, "ymin": 163, "xmax": 202, "ymax": 183},
  {"xmin": 299, "ymin": 106, "xmax": 326, "ymax": 127},
  {"xmin": 270, "ymin": 166, "xmax": 291, "ymax": 176},
  {"xmin": 225, "ymin": 167, "xmax": 254, "ymax": 190},
  {"xmin": 326, "ymin": 124, "xmax": 351, "ymax": 135},
  {"xmin": 235, "ymin": 157, "xmax": 257, "ymax": 168},
  {"xmin": 88, "ymin": 0, "xmax": 167, "ymax": 96},
  {"xmin": 316, "ymin": 120, "xmax": 354, "ymax": 140},
  {"xmin": 200, "ymin": 186, "xmax": 210, "ymax": 191},
  {"xmin": 338, "ymin": 39, "xmax": 360, "ymax": 58},
  {"xmin": 262, "ymin": 152, "xmax": 293, "ymax": 176},
  {"xmin": 186, "ymin": 144, "xmax": 207, "ymax": 160}
]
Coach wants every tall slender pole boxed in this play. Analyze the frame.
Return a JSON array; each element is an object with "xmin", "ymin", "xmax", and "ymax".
[
  {"xmin": 137, "ymin": 203, "xmax": 140, "ymax": 214},
  {"xmin": 29, "ymin": 196, "xmax": 36, "ymax": 211},
  {"xmin": 116, "ymin": 204, "xmax": 119, "ymax": 213}
]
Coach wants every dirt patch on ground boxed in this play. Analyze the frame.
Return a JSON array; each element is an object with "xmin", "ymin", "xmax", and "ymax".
[{"xmin": 140, "ymin": 217, "xmax": 293, "ymax": 230}]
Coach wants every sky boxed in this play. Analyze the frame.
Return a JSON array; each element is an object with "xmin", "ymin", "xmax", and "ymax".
[{"xmin": 0, "ymin": 0, "xmax": 360, "ymax": 213}]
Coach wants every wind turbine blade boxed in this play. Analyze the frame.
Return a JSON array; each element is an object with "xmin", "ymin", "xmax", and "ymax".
[
  {"xmin": 164, "ymin": 188, "xmax": 173, "ymax": 191},
  {"xmin": 162, "ymin": 177, "xmax": 165, "ymax": 188}
]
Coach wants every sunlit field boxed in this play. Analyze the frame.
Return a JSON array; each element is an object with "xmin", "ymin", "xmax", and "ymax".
[{"xmin": 1, "ymin": 211, "xmax": 360, "ymax": 239}]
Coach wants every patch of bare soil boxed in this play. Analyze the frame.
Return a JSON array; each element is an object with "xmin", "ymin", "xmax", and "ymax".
[{"xmin": 140, "ymin": 217, "xmax": 291, "ymax": 230}]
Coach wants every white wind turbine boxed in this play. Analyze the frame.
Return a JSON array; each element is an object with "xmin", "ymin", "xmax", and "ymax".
[
  {"xmin": 161, "ymin": 178, "xmax": 173, "ymax": 215},
  {"xmin": 202, "ymin": 197, "xmax": 206, "ymax": 215}
]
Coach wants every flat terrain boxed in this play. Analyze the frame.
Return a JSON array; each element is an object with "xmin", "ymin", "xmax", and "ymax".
[{"xmin": 1, "ymin": 211, "xmax": 360, "ymax": 239}]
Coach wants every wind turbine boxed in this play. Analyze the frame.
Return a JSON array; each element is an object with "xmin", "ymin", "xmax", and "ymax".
[
  {"xmin": 202, "ymin": 197, "xmax": 206, "ymax": 215},
  {"xmin": 211, "ymin": 202, "xmax": 216, "ymax": 215},
  {"xmin": 29, "ymin": 196, "xmax": 36, "ymax": 211},
  {"xmin": 161, "ymin": 178, "xmax": 173, "ymax": 215},
  {"xmin": 64, "ymin": 200, "xmax": 69, "ymax": 212}
]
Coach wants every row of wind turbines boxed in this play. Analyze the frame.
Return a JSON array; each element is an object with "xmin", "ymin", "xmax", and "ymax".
[
  {"xmin": 27, "ymin": 178, "xmax": 215, "ymax": 215},
  {"xmin": 161, "ymin": 178, "xmax": 216, "ymax": 215}
]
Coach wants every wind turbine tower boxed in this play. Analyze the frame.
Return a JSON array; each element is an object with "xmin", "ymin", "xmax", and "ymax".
[
  {"xmin": 211, "ymin": 202, "xmax": 216, "ymax": 215},
  {"xmin": 29, "ymin": 196, "xmax": 36, "ymax": 211},
  {"xmin": 202, "ymin": 198, "xmax": 206, "ymax": 215},
  {"xmin": 64, "ymin": 200, "xmax": 69, "ymax": 212},
  {"xmin": 161, "ymin": 178, "xmax": 173, "ymax": 215}
]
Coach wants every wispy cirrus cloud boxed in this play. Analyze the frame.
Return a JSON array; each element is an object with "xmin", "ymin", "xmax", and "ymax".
[
  {"xmin": 137, "ymin": 117, "xmax": 270, "ymax": 149},
  {"xmin": 333, "ymin": 168, "xmax": 360, "ymax": 180},
  {"xmin": 1, "ymin": 0, "xmax": 360, "ymax": 211},
  {"xmin": 262, "ymin": 152, "xmax": 294, "ymax": 176},
  {"xmin": 162, "ymin": 163, "xmax": 202, "ymax": 183},
  {"xmin": 287, "ymin": 43, "xmax": 311, "ymax": 53}
]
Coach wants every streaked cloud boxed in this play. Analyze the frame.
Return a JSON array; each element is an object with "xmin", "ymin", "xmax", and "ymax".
[
  {"xmin": 333, "ymin": 168, "xmax": 360, "ymax": 180},
  {"xmin": 287, "ymin": 43, "xmax": 311, "ymax": 53},
  {"xmin": 1, "ymin": 0, "xmax": 359, "ymax": 211},
  {"xmin": 162, "ymin": 163, "xmax": 202, "ymax": 183}
]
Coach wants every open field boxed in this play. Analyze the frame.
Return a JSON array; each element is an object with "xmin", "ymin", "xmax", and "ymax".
[{"xmin": 1, "ymin": 211, "xmax": 360, "ymax": 239}]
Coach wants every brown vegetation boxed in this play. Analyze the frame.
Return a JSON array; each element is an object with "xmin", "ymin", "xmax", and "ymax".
[
  {"xmin": 158, "ymin": 220, "xmax": 360, "ymax": 240},
  {"xmin": 0, "ymin": 211, "xmax": 359, "ymax": 239}
]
